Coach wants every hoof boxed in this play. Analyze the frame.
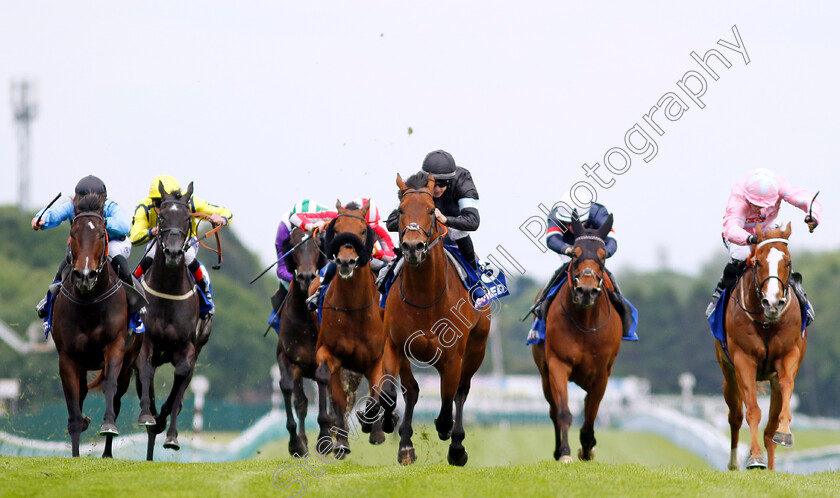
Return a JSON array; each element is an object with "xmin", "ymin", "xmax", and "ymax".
[
  {"xmin": 434, "ymin": 417, "xmax": 453, "ymax": 441},
  {"xmin": 773, "ymin": 431, "xmax": 794, "ymax": 448},
  {"xmin": 578, "ymin": 448, "xmax": 595, "ymax": 461},
  {"xmin": 398, "ymin": 446, "xmax": 417, "ymax": 466},
  {"xmin": 163, "ymin": 437, "xmax": 180, "ymax": 451},
  {"xmin": 316, "ymin": 435, "xmax": 333, "ymax": 455},
  {"xmin": 559, "ymin": 455, "xmax": 573, "ymax": 464},
  {"xmin": 447, "ymin": 446, "xmax": 468, "ymax": 467},
  {"xmin": 99, "ymin": 423, "xmax": 119, "ymax": 436},
  {"xmin": 137, "ymin": 414, "xmax": 156, "ymax": 426},
  {"xmin": 333, "ymin": 443, "xmax": 350, "ymax": 459},
  {"xmin": 369, "ymin": 430, "xmax": 385, "ymax": 445},
  {"xmin": 81, "ymin": 416, "xmax": 91, "ymax": 432},
  {"xmin": 288, "ymin": 439, "xmax": 308, "ymax": 458},
  {"xmin": 746, "ymin": 455, "xmax": 767, "ymax": 470}
]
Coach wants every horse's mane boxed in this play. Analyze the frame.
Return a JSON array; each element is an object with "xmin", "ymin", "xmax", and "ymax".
[
  {"xmin": 74, "ymin": 193, "xmax": 105, "ymax": 214},
  {"xmin": 405, "ymin": 171, "xmax": 430, "ymax": 190},
  {"xmin": 345, "ymin": 201, "xmax": 361, "ymax": 210}
]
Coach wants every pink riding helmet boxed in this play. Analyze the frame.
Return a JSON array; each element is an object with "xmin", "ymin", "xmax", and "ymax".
[{"xmin": 743, "ymin": 168, "xmax": 780, "ymax": 208}]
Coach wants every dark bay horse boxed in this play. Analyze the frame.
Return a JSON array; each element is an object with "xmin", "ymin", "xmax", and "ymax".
[
  {"xmin": 52, "ymin": 193, "xmax": 140, "ymax": 457},
  {"xmin": 380, "ymin": 173, "xmax": 492, "ymax": 466},
  {"xmin": 275, "ymin": 226, "xmax": 327, "ymax": 457},
  {"xmin": 532, "ymin": 214, "xmax": 622, "ymax": 463},
  {"xmin": 717, "ymin": 222, "xmax": 806, "ymax": 471},
  {"xmin": 311, "ymin": 200, "xmax": 388, "ymax": 457},
  {"xmin": 135, "ymin": 181, "xmax": 212, "ymax": 460}
]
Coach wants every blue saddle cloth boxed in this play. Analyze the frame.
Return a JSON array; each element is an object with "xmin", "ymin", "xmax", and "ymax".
[
  {"xmin": 707, "ymin": 288, "xmax": 808, "ymax": 350},
  {"xmin": 378, "ymin": 243, "xmax": 510, "ymax": 309},
  {"xmin": 525, "ymin": 277, "xmax": 639, "ymax": 345}
]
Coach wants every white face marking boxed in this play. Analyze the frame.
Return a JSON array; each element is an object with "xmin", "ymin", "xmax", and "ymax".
[
  {"xmin": 168, "ymin": 204, "xmax": 180, "ymax": 213},
  {"xmin": 84, "ymin": 256, "xmax": 90, "ymax": 272},
  {"xmin": 88, "ymin": 221, "xmax": 95, "ymax": 230},
  {"xmin": 764, "ymin": 247, "xmax": 785, "ymax": 305}
]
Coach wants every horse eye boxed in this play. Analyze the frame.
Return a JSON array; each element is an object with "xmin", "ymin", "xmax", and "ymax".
[{"xmin": 398, "ymin": 208, "xmax": 404, "ymax": 215}]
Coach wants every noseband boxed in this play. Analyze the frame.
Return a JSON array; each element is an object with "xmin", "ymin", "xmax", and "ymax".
[{"xmin": 157, "ymin": 199, "xmax": 193, "ymax": 252}]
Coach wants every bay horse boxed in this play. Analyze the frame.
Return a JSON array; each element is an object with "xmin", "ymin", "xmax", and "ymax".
[
  {"xmin": 275, "ymin": 226, "xmax": 327, "ymax": 457},
  {"xmin": 532, "ymin": 213, "xmax": 622, "ymax": 463},
  {"xmin": 52, "ymin": 193, "xmax": 140, "ymax": 457},
  {"xmin": 311, "ymin": 200, "xmax": 388, "ymax": 458},
  {"xmin": 135, "ymin": 181, "xmax": 213, "ymax": 460},
  {"xmin": 716, "ymin": 222, "xmax": 806, "ymax": 471},
  {"xmin": 380, "ymin": 172, "xmax": 492, "ymax": 466}
]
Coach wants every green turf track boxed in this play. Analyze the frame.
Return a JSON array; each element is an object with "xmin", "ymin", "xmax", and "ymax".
[{"xmin": 2, "ymin": 425, "xmax": 839, "ymax": 497}]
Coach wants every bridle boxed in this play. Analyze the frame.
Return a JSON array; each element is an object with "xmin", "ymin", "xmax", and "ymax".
[
  {"xmin": 736, "ymin": 237, "xmax": 792, "ymax": 325},
  {"xmin": 69, "ymin": 211, "xmax": 109, "ymax": 277},
  {"xmin": 560, "ymin": 234, "xmax": 611, "ymax": 333},
  {"xmin": 398, "ymin": 189, "xmax": 445, "ymax": 258},
  {"xmin": 156, "ymin": 198, "xmax": 194, "ymax": 253}
]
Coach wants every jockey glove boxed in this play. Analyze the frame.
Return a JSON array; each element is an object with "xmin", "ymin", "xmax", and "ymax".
[
  {"xmin": 805, "ymin": 215, "xmax": 818, "ymax": 233},
  {"xmin": 746, "ymin": 234, "xmax": 758, "ymax": 245}
]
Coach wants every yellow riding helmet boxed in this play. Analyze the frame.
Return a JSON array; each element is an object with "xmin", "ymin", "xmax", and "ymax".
[{"xmin": 149, "ymin": 175, "xmax": 180, "ymax": 199}]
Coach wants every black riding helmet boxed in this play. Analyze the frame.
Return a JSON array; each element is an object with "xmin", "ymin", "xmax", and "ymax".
[
  {"xmin": 421, "ymin": 150, "xmax": 457, "ymax": 180},
  {"xmin": 74, "ymin": 175, "xmax": 107, "ymax": 197}
]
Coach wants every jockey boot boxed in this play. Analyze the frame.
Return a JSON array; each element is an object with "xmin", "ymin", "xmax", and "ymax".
[
  {"xmin": 790, "ymin": 272, "xmax": 816, "ymax": 327},
  {"xmin": 705, "ymin": 259, "xmax": 747, "ymax": 319},
  {"xmin": 306, "ymin": 262, "xmax": 336, "ymax": 312},
  {"xmin": 456, "ymin": 236, "xmax": 479, "ymax": 272},
  {"xmin": 604, "ymin": 268, "xmax": 633, "ymax": 339},
  {"xmin": 531, "ymin": 263, "xmax": 569, "ymax": 320},
  {"xmin": 133, "ymin": 256, "xmax": 153, "ymax": 281},
  {"xmin": 189, "ymin": 260, "xmax": 214, "ymax": 319},
  {"xmin": 36, "ymin": 261, "xmax": 68, "ymax": 319}
]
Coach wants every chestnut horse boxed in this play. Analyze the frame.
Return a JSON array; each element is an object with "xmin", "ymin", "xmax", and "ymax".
[
  {"xmin": 532, "ymin": 214, "xmax": 622, "ymax": 463},
  {"xmin": 52, "ymin": 193, "xmax": 140, "ymax": 457},
  {"xmin": 380, "ymin": 172, "xmax": 492, "ymax": 466},
  {"xmin": 716, "ymin": 222, "xmax": 806, "ymax": 471},
  {"xmin": 135, "ymin": 182, "xmax": 213, "ymax": 460},
  {"xmin": 311, "ymin": 200, "xmax": 388, "ymax": 457}
]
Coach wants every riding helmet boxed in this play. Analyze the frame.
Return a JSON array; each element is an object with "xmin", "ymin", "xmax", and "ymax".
[
  {"xmin": 421, "ymin": 150, "xmax": 457, "ymax": 180},
  {"xmin": 149, "ymin": 175, "xmax": 180, "ymax": 199},
  {"xmin": 74, "ymin": 175, "xmax": 107, "ymax": 197}
]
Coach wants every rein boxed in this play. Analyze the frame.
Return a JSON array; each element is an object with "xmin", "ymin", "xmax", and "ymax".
[
  {"xmin": 399, "ymin": 256, "xmax": 450, "ymax": 309},
  {"xmin": 557, "ymin": 285, "xmax": 613, "ymax": 333},
  {"xmin": 736, "ymin": 237, "xmax": 793, "ymax": 327},
  {"xmin": 60, "ymin": 280, "xmax": 123, "ymax": 305}
]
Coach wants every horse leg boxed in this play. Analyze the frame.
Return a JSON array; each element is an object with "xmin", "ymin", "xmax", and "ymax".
[
  {"xmin": 136, "ymin": 339, "xmax": 157, "ymax": 427},
  {"xmin": 579, "ymin": 379, "xmax": 608, "ymax": 461},
  {"xmin": 718, "ymin": 354, "xmax": 743, "ymax": 471},
  {"xmin": 731, "ymin": 352, "xmax": 765, "ymax": 469},
  {"xmin": 102, "ymin": 353, "xmax": 135, "ymax": 459},
  {"xmin": 377, "ymin": 337, "xmax": 401, "ymax": 435},
  {"xmin": 547, "ymin": 356, "xmax": 574, "ymax": 463},
  {"xmin": 278, "ymin": 351, "xmax": 306, "ymax": 457},
  {"xmin": 58, "ymin": 355, "xmax": 84, "ymax": 457},
  {"xmin": 99, "ymin": 340, "xmax": 125, "ymax": 437},
  {"xmin": 448, "ymin": 321, "xmax": 490, "ymax": 467},
  {"xmin": 328, "ymin": 365, "xmax": 353, "ymax": 458},
  {"xmin": 314, "ymin": 349, "xmax": 336, "ymax": 455},
  {"xmin": 764, "ymin": 376, "xmax": 783, "ymax": 471},
  {"xmin": 533, "ymin": 345, "xmax": 561, "ymax": 460},
  {"xmin": 161, "ymin": 346, "xmax": 197, "ymax": 451},
  {"xmin": 772, "ymin": 350, "xmax": 801, "ymax": 450},
  {"xmin": 293, "ymin": 374, "xmax": 309, "ymax": 452},
  {"xmin": 434, "ymin": 358, "xmax": 460, "ymax": 443},
  {"xmin": 397, "ymin": 358, "xmax": 420, "ymax": 465},
  {"xmin": 363, "ymin": 360, "xmax": 387, "ymax": 445}
]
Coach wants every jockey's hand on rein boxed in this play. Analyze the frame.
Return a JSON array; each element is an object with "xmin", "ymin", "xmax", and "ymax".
[
  {"xmin": 805, "ymin": 215, "xmax": 818, "ymax": 233},
  {"xmin": 746, "ymin": 234, "xmax": 758, "ymax": 245}
]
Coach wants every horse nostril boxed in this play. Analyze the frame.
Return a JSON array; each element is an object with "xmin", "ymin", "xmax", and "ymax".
[
  {"xmin": 401, "ymin": 242, "xmax": 412, "ymax": 253},
  {"xmin": 778, "ymin": 299, "xmax": 787, "ymax": 307},
  {"xmin": 761, "ymin": 299, "xmax": 770, "ymax": 308},
  {"xmin": 417, "ymin": 242, "xmax": 425, "ymax": 252}
]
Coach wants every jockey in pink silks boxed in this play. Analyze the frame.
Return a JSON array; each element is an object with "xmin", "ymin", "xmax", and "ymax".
[{"xmin": 705, "ymin": 168, "xmax": 822, "ymax": 322}]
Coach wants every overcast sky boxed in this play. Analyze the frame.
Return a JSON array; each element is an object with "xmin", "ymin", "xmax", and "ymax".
[{"xmin": 2, "ymin": 1, "xmax": 838, "ymax": 283}]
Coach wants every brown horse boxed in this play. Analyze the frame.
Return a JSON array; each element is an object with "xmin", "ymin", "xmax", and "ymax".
[
  {"xmin": 716, "ymin": 222, "xmax": 806, "ymax": 471},
  {"xmin": 380, "ymin": 172, "xmax": 492, "ymax": 466},
  {"xmin": 311, "ymin": 200, "xmax": 388, "ymax": 457},
  {"xmin": 52, "ymin": 193, "xmax": 140, "ymax": 457},
  {"xmin": 135, "ymin": 182, "xmax": 213, "ymax": 460},
  {"xmin": 532, "ymin": 213, "xmax": 622, "ymax": 463}
]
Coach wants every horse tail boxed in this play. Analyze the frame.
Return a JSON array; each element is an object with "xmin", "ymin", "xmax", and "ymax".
[
  {"xmin": 756, "ymin": 380, "xmax": 770, "ymax": 395},
  {"xmin": 87, "ymin": 370, "xmax": 105, "ymax": 391}
]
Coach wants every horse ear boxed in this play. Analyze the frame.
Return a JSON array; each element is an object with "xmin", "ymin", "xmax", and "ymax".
[
  {"xmin": 361, "ymin": 199, "xmax": 371, "ymax": 217},
  {"xmin": 783, "ymin": 221, "xmax": 792, "ymax": 239},
  {"xmin": 755, "ymin": 222, "xmax": 764, "ymax": 240},
  {"xmin": 596, "ymin": 213, "xmax": 614, "ymax": 241},
  {"xmin": 184, "ymin": 182, "xmax": 194, "ymax": 200},
  {"xmin": 158, "ymin": 181, "xmax": 167, "ymax": 198},
  {"xmin": 336, "ymin": 199, "xmax": 343, "ymax": 212},
  {"xmin": 426, "ymin": 174, "xmax": 435, "ymax": 191},
  {"xmin": 570, "ymin": 209, "xmax": 585, "ymax": 237},
  {"xmin": 396, "ymin": 173, "xmax": 407, "ymax": 191}
]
